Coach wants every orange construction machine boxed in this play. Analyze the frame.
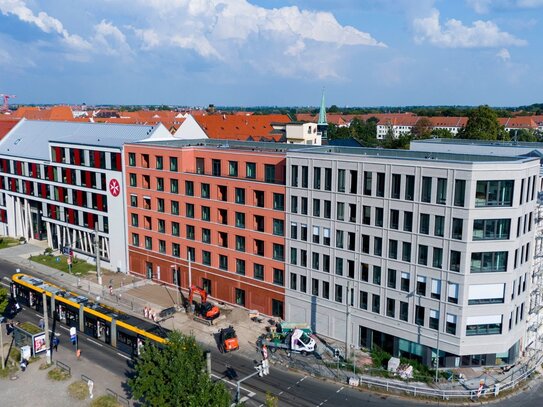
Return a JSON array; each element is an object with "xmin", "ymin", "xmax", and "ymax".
[
  {"xmin": 218, "ymin": 326, "xmax": 239, "ymax": 353},
  {"xmin": 188, "ymin": 285, "xmax": 220, "ymax": 322}
]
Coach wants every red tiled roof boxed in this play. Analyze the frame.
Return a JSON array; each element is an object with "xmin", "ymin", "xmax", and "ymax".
[
  {"xmin": 12, "ymin": 106, "xmax": 74, "ymax": 121},
  {"xmin": 194, "ymin": 114, "xmax": 291, "ymax": 141},
  {"xmin": 498, "ymin": 117, "xmax": 538, "ymax": 129},
  {"xmin": 428, "ymin": 117, "xmax": 467, "ymax": 127},
  {"xmin": 0, "ymin": 118, "xmax": 20, "ymax": 140}
]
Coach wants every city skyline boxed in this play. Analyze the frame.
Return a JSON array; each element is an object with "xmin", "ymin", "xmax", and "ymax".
[{"xmin": 1, "ymin": 0, "xmax": 542, "ymax": 107}]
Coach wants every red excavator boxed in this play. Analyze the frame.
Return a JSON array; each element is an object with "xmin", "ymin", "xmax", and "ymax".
[{"xmin": 188, "ymin": 285, "xmax": 220, "ymax": 323}]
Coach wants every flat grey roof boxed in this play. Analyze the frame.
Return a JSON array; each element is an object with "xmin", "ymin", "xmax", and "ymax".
[
  {"xmin": 0, "ymin": 119, "xmax": 160, "ymax": 160},
  {"xmin": 137, "ymin": 138, "xmax": 535, "ymax": 164},
  {"xmin": 412, "ymin": 138, "xmax": 543, "ymax": 149}
]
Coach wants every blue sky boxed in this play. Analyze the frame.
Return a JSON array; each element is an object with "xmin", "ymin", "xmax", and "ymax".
[{"xmin": 0, "ymin": 0, "xmax": 542, "ymax": 107}]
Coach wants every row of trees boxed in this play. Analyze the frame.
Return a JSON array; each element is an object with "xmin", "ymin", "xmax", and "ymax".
[{"xmin": 328, "ymin": 105, "xmax": 542, "ymax": 150}]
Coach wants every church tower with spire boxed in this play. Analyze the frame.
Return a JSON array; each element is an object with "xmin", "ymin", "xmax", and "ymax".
[{"xmin": 317, "ymin": 89, "xmax": 328, "ymax": 143}]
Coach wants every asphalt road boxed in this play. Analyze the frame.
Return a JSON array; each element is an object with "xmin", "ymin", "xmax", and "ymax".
[{"xmin": 2, "ymin": 259, "xmax": 541, "ymax": 407}]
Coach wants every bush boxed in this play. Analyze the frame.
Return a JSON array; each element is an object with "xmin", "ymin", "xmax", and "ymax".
[
  {"xmin": 90, "ymin": 395, "xmax": 122, "ymax": 407},
  {"xmin": 44, "ymin": 247, "xmax": 53, "ymax": 256},
  {"xmin": 47, "ymin": 367, "xmax": 71, "ymax": 381},
  {"xmin": 68, "ymin": 380, "xmax": 89, "ymax": 400},
  {"xmin": 371, "ymin": 347, "xmax": 391, "ymax": 369}
]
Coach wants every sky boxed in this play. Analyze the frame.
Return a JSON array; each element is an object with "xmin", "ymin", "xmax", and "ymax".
[{"xmin": 0, "ymin": 0, "xmax": 542, "ymax": 107}]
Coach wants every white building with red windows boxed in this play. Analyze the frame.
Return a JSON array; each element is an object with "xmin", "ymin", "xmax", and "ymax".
[{"xmin": 0, "ymin": 119, "xmax": 173, "ymax": 272}]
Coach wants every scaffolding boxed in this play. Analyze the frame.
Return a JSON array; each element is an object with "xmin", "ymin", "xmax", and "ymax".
[{"xmin": 527, "ymin": 191, "xmax": 543, "ymax": 351}]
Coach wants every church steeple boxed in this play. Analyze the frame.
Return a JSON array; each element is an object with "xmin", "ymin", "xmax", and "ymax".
[{"xmin": 317, "ymin": 89, "xmax": 328, "ymax": 142}]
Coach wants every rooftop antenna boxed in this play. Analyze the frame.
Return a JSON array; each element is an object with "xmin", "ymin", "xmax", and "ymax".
[{"xmin": 0, "ymin": 94, "xmax": 16, "ymax": 112}]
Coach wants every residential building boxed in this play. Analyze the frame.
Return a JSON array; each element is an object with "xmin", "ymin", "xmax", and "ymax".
[
  {"xmin": 286, "ymin": 146, "xmax": 539, "ymax": 368},
  {"xmin": 0, "ymin": 119, "xmax": 173, "ymax": 271}
]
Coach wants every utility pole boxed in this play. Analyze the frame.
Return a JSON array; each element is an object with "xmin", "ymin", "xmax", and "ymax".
[
  {"xmin": 94, "ymin": 226, "xmax": 102, "ymax": 285},
  {"xmin": 42, "ymin": 292, "xmax": 51, "ymax": 364},
  {"xmin": 188, "ymin": 255, "xmax": 192, "ymax": 288},
  {"xmin": 0, "ymin": 321, "xmax": 5, "ymax": 369}
]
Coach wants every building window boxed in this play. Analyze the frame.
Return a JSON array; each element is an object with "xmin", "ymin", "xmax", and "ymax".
[
  {"xmin": 301, "ymin": 197, "xmax": 308, "ymax": 215},
  {"xmin": 401, "ymin": 272, "xmax": 410, "ymax": 292},
  {"xmin": 475, "ymin": 180, "xmax": 514, "ymax": 207},
  {"xmin": 429, "ymin": 310, "xmax": 439, "ymax": 330},
  {"xmin": 402, "ymin": 242, "xmax": 411, "ymax": 262},
  {"xmin": 431, "ymin": 279, "xmax": 441, "ymax": 300},
  {"xmin": 405, "ymin": 175, "xmax": 415, "ymax": 200},
  {"xmin": 254, "ymin": 264, "xmax": 264, "ymax": 280},
  {"xmin": 273, "ymin": 219, "xmax": 284, "ymax": 236},
  {"xmin": 386, "ymin": 298, "xmax": 396, "ymax": 318},
  {"xmin": 376, "ymin": 173, "xmax": 385, "ymax": 197},
  {"xmin": 419, "ymin": 213, "xmax": 430, "ymax": 234},
  {"xmin": 273, "ymin": 193, "xmax": 285, "ymax": 211},
  {"xmin": 158, "ymin": 239, "xmax": 166, "ymax": 254},
  {"xmin": 228, "ymin": 161, "xmax": 238, "ymax": 177},
  {"xmin": 400, "ymin": 302, "xmax": 409, "ymax": 322},
  {"xmin": 131, "ymin": 213, "xmax": 139, "ymax": 227},
  {"xmin": 158, "ymin": 219, "xmax": 165, "ymax": 233},
  {"xmin": 433, "ymin": 247, "xmax": 443, "ymax": 269},
  {"xmin": 272, "ymin": 299, "xmax": 283, "ymax": 319},
  {"xmin": 473, "ymin": 219, "xmax": 510, "ymax": 240},
  {"xmin": 448, "ymin": 282, "xmax": 459, "ymax": 304},
  {"xmin": 375, "ymin": 207, "xmax": 383, "ymax": 227},
  {"xmin": 202, "ymin": 250, "xmax": 211, "ymax": 265},
  {"xmin": 186, "ymin": 225, "xmax": 195, "ymax": 240},
  {"xmin": 132, "ymin": 233, "xmax": 139, "ymax": 246},
  {"xmin": 169, "ymin": 157, "xmax": 178, "ymax": 172},
  {"xmin": 145, "ymin": 236, "xmax": 152, "ymax": 250},
  {"xmin": 199, "ymin": 228, "xmax": 210, "ymax": 243},
  {"xmin": 235, "ymin": 288, "xmax": 245, "ymax": 307},
  {"xmin": 313, "ymin": 167, "xmax": 321, "ymax": 189},
  {"xmin": 434, "ymin": 215, "xmax": 445, "ymax": 237},
  {"xmin": 387, "ymin": 268, "xmax": 396, "ymax": 289},
  {"xmin": 201, "ymin": 206, "xmax": 210, "ymax": 221},
  {"xmin": 156, "ymin": 156, "xmax": 163, "ymax": 170},
  {"xmin": 313, "ymin": 199, "xmax": 321, "ymax": 217},
  {"xmin": 359, "ymin": 291, "xmax": 368, "ymax": 310},
  {"xmin": 471, "ymin": 251, "xmax": 507, "ymax": 273},
  {"xmin": 236, "ymin": 235, "xmax": 245, "ymax": 252},
  {"xmin": 212, "ymin": 159, "xmax": 221, "ymax": 176},
  {"xmin": 235, "ymin": 259, "xmax": 245, "ymax": 275},
  {"xmin": 235, "ymin": 188, "xmax": 245, "ymax": 204},
  {"xmin": 219, "ymin": 254, "xmax": 228, "ymax": 270},
  {"xmin": 373, "ymin": 266, "xmax": 382, "ymax": 285},
  {"xmin": 421, "ymin": 176, "xmax": 432, "ymax": 203},
  {"xmin": 335, "ymin": 284, "xmax": 343, "ymax": 303},
  {"xmin": 129, "ymin": 173, "xmax": 137, "ymax": 187},
  {"xmin": 172, "ymin": 243, "xmax": 180, "ymax": 257},
  {"xmin": 291, "ymin": 165, "xmax": 298, "ymax": 187},
  {"xmin": 171, "ymin": 201, "xmax": 179, "ymax": 215},
  {"xmin": 130, "ymin": 195, "xmax": 138, "ymax": 207},
  {"xmin": 391, "ymin": 174, "xmax": 401, "ymax": 199},
  {"xmin": 196, "ymin": 157, "xmax": 205, "ymax": 174},
  {"xmin": 454, "ymin": 179, "xmax": 466, "ymax": 207},
  {"xmin": 415, "ymin": 305, "xmax": 424, "ymax": 326},
  {"xmin": 446, "ymin": 314, "xmax": 457, "ymax": 335},
  {"xmin": 170, "ymin": 179, "xmax": 178, "ymax": 194},
  {"xmin": 337, "ymin": 202, "xmax": 344, "ymax": 221},
  {"xmin": 389, "ymin": 239, "xmax": 398, "ymax": 259},
  {"xmin": 466, "ymin": 319, "xmax": 502, "ymax": 336},
  {"xmin": 372, "ymin": 294, "xmax": 380, "ymax": 313},
  {"xmin": 390, "ymin": 209, "xmax": 399, "ymax": 229},
  {"xmin": 324, "ymin": 168, "xmax": 332, "ymax": 191},
  {"xmin": 418, "ymin": 245, "xmax": 428, "ymax": 266},
  {"xmin": 301, "ymin": 166, "xmax": 308, "ymax": 187},
  {"xmin": 436, "ymin": 178, "xmax": 447, "ymax": 204},
  {"xmin": 265, "ymin": 164, "xmax": 275, "ymax": 183},
  {"xmin": 128, "ymin": 152, "xmax": 136, "ymax": 166},
  {"xmin": 235, "ymin": 212, "xmax": 245, "ymax": 228},
  {"xmin": 273, "ymin": 269, "xmax": 284, "ymax": 286},
  {"xmin": 157, "ymin": 198, "xmax": 164, "ymax": 213},
  {"xmin": 171, "ymin": 222, "xmax": 180, "ymax": 237},
  {"xmin": 273, "ymin": 244, "xmax": 284, "ymax": 261},
  {"xmin": 337, "ymin": 169, "xmax": 345, "ymax": 192},
  {"xmin": 416, "ymin": 276, "xmax": 427, "ymax": 296},
  {"xmin": 404, "ymin": 211, "xmax": 413, "ymax": 232},
  {"xmin": 363, "ymin": 206, "xmax": 371, "ymax": 225},
  {"xmin": 201, "ymin": 183, "xmax": 210, "ymax": 198},
  {"xmin": 452, "ymin": 218, "xmax": 463, "ymax": 239},
  {"xmin": 185, "ymin": 181, "xmax": 194, "ymax": 196},
  {"xmin": 363, "ymin": 171, "xmax": 372, "ymax": 195},
  {"xmin": 374, "ymin": 237, "xmax": 382, "ymax": 256},
  {"xmin": 246, "ymin": 162, "xmax": 256, "ymax": 179},
  {"xmin": 450, "ymin": 250, "xmax": 461, "ymax": 272}
]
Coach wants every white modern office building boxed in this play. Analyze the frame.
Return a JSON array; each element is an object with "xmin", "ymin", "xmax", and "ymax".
[
  {"xmin": 0, "ymin": 119, "xmax": 173, "ymax": 272},
  {"xmin": 285, "ymin": 146, "xmax": 539, "ymax": 368}
]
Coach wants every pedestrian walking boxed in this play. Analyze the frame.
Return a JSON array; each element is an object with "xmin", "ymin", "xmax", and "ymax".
[
  {"xmin": 38, "ymin": 318, "xmax": 44, "ymax": 330},
  {"xmin": 109, "ymin": 285, "xmax": 113, "ymax": 295},
  {"xmin": 53, "ymin": 336, "xmax": 59, "ymax": 351},
  {"xmin": 144, "ymin": 307, "xmax": 149, "ymax": 319},
  {"xmin": 76, "ymin": 349, "xmax": 81, "ymax": 359}
]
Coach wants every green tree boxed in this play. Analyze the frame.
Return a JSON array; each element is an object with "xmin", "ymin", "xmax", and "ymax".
[
  {"xmin": 128, "ymin": 331, "xmax": 230, "ymax": 407},
  {"xmin": 411, "ymin": 117, "xmax": 433, "ymax": 139},
  {"xmin": 430, "ymin": 128, "xmax": 454, "ymax": 138},
  {"xmin": 0, "ymin": 287, "xmax": 9, "ymax": 315},
  {"xmin": 510, "ymin": 128, "xmax": 538, "ymax": 142},
  {"xmin": 458, "ymin": 105, "xmax": 507, "ymax": 140}
]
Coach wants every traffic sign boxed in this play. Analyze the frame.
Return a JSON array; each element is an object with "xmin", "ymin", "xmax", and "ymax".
[
  {"xmin": 61, "ymin": 246, "xmax": 71, "ymax": 255},
  {"xmin": 70, "ymin": 327, "xmax": 77, "ymax": 343}
]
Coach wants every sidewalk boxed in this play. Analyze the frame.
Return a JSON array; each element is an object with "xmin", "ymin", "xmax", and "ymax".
[{"xmin": 1, "ymin": 242, "xmax": 270, "ymax": 362}]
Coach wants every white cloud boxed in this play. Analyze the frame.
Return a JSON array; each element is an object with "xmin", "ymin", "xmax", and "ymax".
[
  {"xmin": 0, "ymin": 0, "xmax": 91, "ymax": 51},
  {"xmin": 466, "ymin": 0, "xmax": 543, "ymax": 13},
  {"xmin": 413, "ymin": 9, "xmax": 527, "ymax": 47},
  {"xmin": 93, "ymin": 20, "xmax": 132, "ymax": 56},
  {"xmin": 496, "ymin": 47, "xmax": 511, "ymax": 61}
]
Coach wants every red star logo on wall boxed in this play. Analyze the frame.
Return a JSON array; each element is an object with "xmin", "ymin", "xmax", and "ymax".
[{"xmin": 109, "ymin": 178, "xmax": 120, "ymax": 197}]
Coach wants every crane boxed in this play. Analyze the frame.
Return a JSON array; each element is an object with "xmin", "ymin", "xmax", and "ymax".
[{"xmin": 0, "ymin": 94, "xmax": 16, "ymax": 112}]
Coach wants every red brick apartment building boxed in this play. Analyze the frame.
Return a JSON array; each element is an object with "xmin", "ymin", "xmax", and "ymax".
[{"xmin": 125, "ymin": 141, "xmax": 287, "ymax": 317}]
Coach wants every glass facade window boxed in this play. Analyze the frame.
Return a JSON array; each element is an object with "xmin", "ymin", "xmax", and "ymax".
[
  {"xmin": 265, "ymin": 164, "xmax": 275, "ymax": 183},
  {"xmin": 475, "ymin": 180, "xmax": 514, "ymax": 207},
  {"xmin": 421, "ymin": 177, "xmax": 432, "ymax": 203},
  {"xmin": 170, "ymin": 157, "xmax": 178, "ymax": 172},
  {"xmin": 466, "ymin": 321, "xmax": 502, "ymax": 336},
  {"xmin": 185, "ymin": 181, "xmax": 194, "ymax": 196},
  {"xmin": 405, "ymin": 175, "xmax": 415, "ymax": 201},
  {"xmin": 246, "ymin": 162, "xmax": 256, "ymax": 179},
  {"xmin": 471, "ymin": 251, "xmax": 508, "ymax": 273},
  {"xmin": 419, "ymin": 213, "xmax": 430, "ymax": 234},
  {"xmin": 436, "ymin": 178, "xmax": 447, "ymax": 204},
  {"xmin": 337, "ymin": 169, "xmax": 345, "ymax": 193},
  {"xmin": 273, "ymin": 193, "xmax": 285, "ymax": 211},
  {"xmin": 254, "ymin": 264, "xmax": 265, "ymax": 280},
  {"xmin": 454, "ymin": 179, "xmax": 466, "ymax": 207},
  {"xmin": 229, "ymin": 161, "xmax": 238, "ymax": 176},
  {"xmin": 391, "ymin": 174, "xmax": 401, "ymax": 199},
  {"xmin": 434, "ymin": 215, "xmax": 445, "ymax": 237},
  {"xmin": 473, "ymin": 219, "xmax": 510, "ymax": 240}
]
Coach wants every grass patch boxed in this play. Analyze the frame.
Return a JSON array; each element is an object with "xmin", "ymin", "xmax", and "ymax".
[
  {"xmin": 29, "ymin": 254, "xmax": 95, "ymax": 276},
  {"xmin": 90, "ymin": 395, "xmax": 123, "ymax": 407},
  {"xmin": 0, "ymin": 365, "xmax": 17, "ymax": 379},
  {"xmin": 19, "ymin": 321, "xmax": 42, "ymax": 335},
  {"xmin": 39, "ymin": 362, "xmax": 53, "ymax": 370},
  {"xmin": 9, "ymin": 347, "xmax": 21, "ymax": 363},
  {"xmin": 68, "ymin": 380, "xmax": 89, "ymax": 400},
  {"xmin": 47, "ymin": 367, "xmax": 71, "ymax": 381},
  {"xmin": 0, "ymin": 237, "xmax": 20, "ymax": 249}
]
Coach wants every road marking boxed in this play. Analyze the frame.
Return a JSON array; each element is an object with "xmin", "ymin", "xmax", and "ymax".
[
  {"xmin": 0, "ymin": 281, "xmax": 9, "ymax": 287},
  {"xmin": 117, "ymin": 352, "xmax": 130, "ymax": 360},
  {"xmin": 59, "ymin": 325, "xmax": 69, "ymax": 332},
  {"xmin": 239, "ymin": 397, "xmax": 249, "ymax": 403},
  {"xmin": 210, "ymin": 373, "xmax": 253, "ymax": 395},
  {"xmin": 299, "ymin": 376, "xmax": 307, "ymax": 383},
  {"xmin": 86, "ymin": 338, "xmax": 103, "ymax": 347},
  {"xmin": 278, "ymin": 391, "xmax": 284, "ymax": 395},
  {"xmin": 336, "ymin": 387, "xmax": 345, "ymax": 393},
  {"xmin": 248, "ymin": 392, "xmax": 256, "ymax": 397},
  {"xmin": 35, "ymin": 313, "xmax": 42, "ymax": 318}
]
